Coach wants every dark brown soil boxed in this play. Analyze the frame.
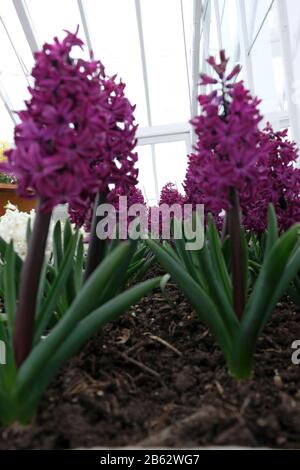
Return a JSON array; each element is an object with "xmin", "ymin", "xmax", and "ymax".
[{"xmin": 1, "ymin": 267, "xmax": 300, "ymax": 449}]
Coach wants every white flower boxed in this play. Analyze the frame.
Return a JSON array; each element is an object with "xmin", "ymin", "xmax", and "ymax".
[{"xmin": 0, "ymin": 204, "xmax": 53, "ymax": 260}]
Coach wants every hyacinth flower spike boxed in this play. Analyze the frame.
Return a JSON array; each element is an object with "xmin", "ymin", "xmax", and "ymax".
[
  {"xmin": 66, "ymin": 74, "xmax": 139, "ymax": 280},
  {"xmin": 147, "ymin": 51, "xmax": 300, "ymax": 379},
  {"xmin": 3, "ymin": 29, "xmax": 97, "ymax": 366},
  {"xmin": 187, "ymin": 51, "xmax": 263, "ymax": 319},
  {"xmin": 3, "ymin": 29, "xmax": 138, "ymax": 366},
  {"xmin": 0, "ymin": 31, "xmax": 164, "ymax": 424}
]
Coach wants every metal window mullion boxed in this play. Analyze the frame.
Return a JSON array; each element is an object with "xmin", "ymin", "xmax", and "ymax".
[
  {"xmin": 214, "ymin": 0, "xmax": 223, "ymax": 50},
  {"xmin": 0, "ymin": 81, "xmax": 17, "ymax": 126},
  {"xmin": 12, "ymin": 0, "xmax": 39, "ymax": 53},
  {"xmin": 134, "ymin": 0, "xmax": 153, "ymax": 127},
  {"xmin": 236, "ymin": 0, "xmax": 255, "ymax": 93},
  {"xmin": 292, "ymin": 25, "xmax": 300, "ymax": 59},
  {"xmin": 138, "ymin": 132, "xmax": 190, "ymax": 147},
  {"xmin": 248, "ymin": 0, "xmax": 259, "ymax": 44},
  {"xmin": 276, "ymin": 0, "xmax": 300, "ymax": 146},
  {"xmin": 180, "ymin": 0, "xmax": 192, "ymax": 115},
  {"xmin": 77, "ymin": 0, "xmax": 94, "ymax": 58},
  {"xmin": 137, "ymin": 122, "xmax": 190, "ymax": 138},
  {"xmin": 191, "ymin": 0, "xmax": 202, "ymax": 122},
  {"xmin": 184, "ymin": 131, "xmax": 192, "ymax": 155},
  {"xmin": 0, "ymin": 17, "xmax": 30, "ymax": 86},
  {"xmin": 248, "ymin": 0, "xmax": 275, "ymax": 56},
  {"xmin": 264, "ymin": 110, "xmax": 289, "ymax": 129},
  {"xmin": 200, "ymin": 1, "xmax": 211, "ymax": 90},
  {"xmin": 150, "ymin": 144, "xmax": 159, "ymax": 202},
  {"xmin": 134, "ymin": 0, "xmax": 159, "ymax": 201}
]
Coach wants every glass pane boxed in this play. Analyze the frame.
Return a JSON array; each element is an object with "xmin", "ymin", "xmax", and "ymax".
[
  {"xmin": 155, "ymin": 140, "xmax": 187, "ymax": 195},
  {"xmin": 83, "ymin": 0, "xmax": 148, "ymax": 127},
  {"xmin": 140, "ymin": 0, "xmax": 190, "ymax": 125},
  {"xmin": 137, "ymin": 140, "xmax": 188, "ymax": 205},
  {"xmin": 0, "ymin": 75, "xmax": 30, "ymax": 112},
  {"xmin": 25, "ymin": 0, "xmax": 87, "ymax": 58},
  {"xmin": 208, "ymin": 0, "xmax": 219, "ymax": 56},
  {"xmin": 250, "ymin": 1, "xmax": 287, "ymax": 115},
  {"xmin": 287, "ymin": 0, "xmax": 300, "ymax": 84},
  {"xmin": 0, "ymin": 2, "xmax": 32, "ymax": 125},
  {"xmin": 220, "ymin": 0, "xmax": 239, "ymax": 64},
  {"xmin": 0, "ymin": 99, "xmax": 14, "ymax": 142},
  {"xmin": 286, "ymin": 0, "xmax": 300, "ymax": 140},
  {"xmin": 0, "ymin": 0, "xmax": 34, "ymax": 72},
  {"xmin": 246, "ymin": 0, "xmax": 274, "ymax": 45},
  {"xmin": 181, "ymin": 0, "xmax": 193, "ymax": 84},
  {"xmin": 136, "ymin": 145, "xmax": 156, "ymax": 205}
]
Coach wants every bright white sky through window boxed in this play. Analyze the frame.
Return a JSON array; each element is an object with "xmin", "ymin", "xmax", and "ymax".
[
  {"xmin": 0, "ymin": 0, "xmax": 299, "ymax": 201},
  {"xmin": 0, "ymin": 0, "xmax": 192, "ymax": 202}
]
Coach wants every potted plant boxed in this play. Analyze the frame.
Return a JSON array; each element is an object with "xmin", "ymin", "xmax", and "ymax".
[{"xmin": 0, "ymin": 141, "xmax": 36, "ymax": 216}]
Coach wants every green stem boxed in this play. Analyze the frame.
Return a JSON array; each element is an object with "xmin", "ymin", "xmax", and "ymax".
[
  {"xmin": 84, "ymin": 191, "xmax": 107, "ymax": 282},
  {"xmin": 228, "ymin": 188, "xmax": 244, "ymax": 320},
  {"xmin": 13, "ymin": 201, "xmax": 51, "ymax": 367},
  {"xmin": 221, "ymin": 212, "xmax": 229, "ymax": 241},
  {"xmin": 228, "ymin": 360, "xmax": 252, "ymax": 380}
]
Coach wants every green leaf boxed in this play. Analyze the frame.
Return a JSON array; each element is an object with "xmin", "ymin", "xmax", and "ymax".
[
  {"xmin": 146, "ymin": 239, "xmax": 233, "ymax": 359},
  {"xmin": 172, "ymin": 218, "xmax": 200, "ymax": 283},
  {"xmin": 63, "ymin": 219, "xmax": 72, "ymax": 252},
  {"xmin": 162, "ymin": 240, "xmax": 182, "ymax": 263},
  {"xmin": 26, "ymin": 218, "xmax": 32, "ymax": 245},
  {"xmin": 0, "ymin": 319, "xmax": 9, "ymax": 389},
  {"xmin": 52, "ymin": 221, "xmax": 63, "ymax": 271},
  {"xmin": 106, "ymin": 231, "xmax": 121, "ymax": 254},
  {"xmin": 0, "ymin": 237, "xmax": 23, "ymax": 278},
  {"xmin": 233, "ymin": 224, "xmax": 300, "ymax": 378},
  {"xmin": 272, "ymin": 239, "xmax": 300, "ymax": 304},
  {"xmin": 159, "ymin": 273, "xmax": 177, "ymax": 309},
  {"xmin": 207, "ymin": 216, "xmax": 232, "ymax": 303},
  {"xmin": 35, "ymin": 262, "xmax": 49, "ymax": 316},
  {"xmin": 33, "ymin": 234, "xmax": 79, "ymax": 343},
  {"xmin": 17, "ymin": 242, "xmax": 133, "ymax": 392},
  {"xmin": 0, "ymin": 266, "xmax": 5, "ymax": 300},
  {"xmin": 64, "ymin": 231, "xmax": 79, "ymax": 305},
  {"xmin": 287, "ymin": 283, "xmax": 300, "ymax": 307},
  {"xmin": 0, "ymin": 391, "xmax": 17, "ymax": 425},
  {"xmin": 3, "ymin": 241, "xmax": 16, "ymax": 342},
  {"xmin": 74, "ymin": 234, "xmax": 84, "ymax": 291},
  {"xmin": 131, "ymin": 255, "xmax": 155, "ymax": 282},
  {"xmin": 53, "ymin": 221, "xmax": 78, "ymax": 306},
  {"xmin": 221, "ymin": 235, "xmax": 231, "ymax": 269},
  {"xmin": 240, "ymin": 228, "xmax": 249, "ymax": 298},
  {"xmin": 195, "ymin": 240, "xmax": 239, "ymax": 340},
  {"xmin": 100, "ymin": 240, "xmax": 137, "ymax": 303},
  {"xmin": 265, "ymin": 205, "xmax": 278, "ymax": 256},
  {"xmin": 0, "ymin": 318, "xmax": 16, "ymax": 389},
  {"xmin": 16, "ymin": 276, "xmax": 161, "ymax": 413}
]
